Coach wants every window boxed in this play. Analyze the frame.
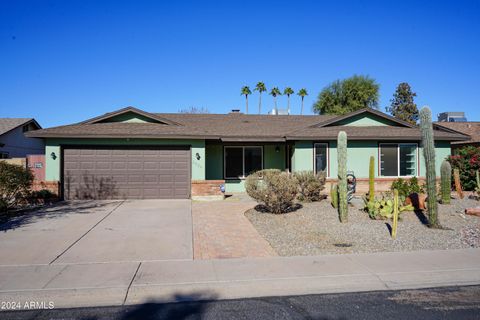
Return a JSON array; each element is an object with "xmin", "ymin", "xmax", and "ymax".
[
  {"xmin": 314, "ymin": 143, "xmax": 328, "ymax": 174},
  {"xmin": 379, "ymin": 143, "xmax": 417, "ymax": 177},
  {"xmin": 224, "ymin": 146, "xmax": 263, "ymax": 178},
  {"xmin": 22, "ymin": 124, "xmax": 29, "ymax": 132},
  {"xmin": 0, "ymin": 152, "xmax": 9, "ymax": 159}
]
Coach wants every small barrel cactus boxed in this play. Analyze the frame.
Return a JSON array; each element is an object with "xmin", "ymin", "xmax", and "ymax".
[
  {"xmin": 440, "ymin": 160, "xmax": 451, "ymax": 204},
  {"xmin": 337, "ymin": 131, "xmax": 348, "ymax": 222},
  {"xmin": 419, "ymin": 106, "xmax": 439, "ymax": 228}
]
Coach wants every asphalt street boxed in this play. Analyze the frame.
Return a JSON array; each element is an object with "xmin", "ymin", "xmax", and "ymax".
[{"xmin": 2, "ymin": 285, "xmax": 480, "ymax": 319}]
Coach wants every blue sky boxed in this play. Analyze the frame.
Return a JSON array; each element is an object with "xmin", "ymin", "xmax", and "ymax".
[{"xmin": 1, "ymin": 0, "xmax": 479, "ymax": 127}]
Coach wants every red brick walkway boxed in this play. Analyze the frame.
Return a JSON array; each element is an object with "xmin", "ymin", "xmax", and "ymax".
[{"xmin": 192, "ymin": 197, "xmax": 277, "ymax": 259}]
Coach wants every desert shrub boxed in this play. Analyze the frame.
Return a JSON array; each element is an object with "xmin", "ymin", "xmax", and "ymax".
[
  {"xmin": 245, "ymin": 169, "xmax": 298, "ymax": 214},
  {"xmin": 30, "ymin": 189, "xmax": 56, "ymax": 205},
  {"xmin": 390, "ymin": 177, "xmax": 424, "ymax": 200},
  {"xmin": 0, "ymin": 162, "xmax": 34, "ymax": 211},
  {"xmin": 293, "ymin": 170, "xmax": 326, "ymax": 202},
  {"xmin": 448, "ymin": 146, "xmax": 480, "ymax": 191},
  {"xmin": 0, "ymin": 199, "xmax": 7, "ymax": 213}
]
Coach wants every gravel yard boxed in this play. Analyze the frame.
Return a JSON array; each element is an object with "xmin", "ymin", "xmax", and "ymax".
[{"xmin": 245, "ymin": 197, "xmax": 480, "ymax": 256}]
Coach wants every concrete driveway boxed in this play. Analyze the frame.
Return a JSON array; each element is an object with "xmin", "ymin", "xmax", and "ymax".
[{"xmin": 0, "ymin": 200, "xmax": 193, "ymax": 266}]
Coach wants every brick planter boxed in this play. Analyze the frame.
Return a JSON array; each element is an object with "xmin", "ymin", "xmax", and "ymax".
[
  {"xmin": 32, "ymin": 181, "xmax": 60, "ymax": 197},
  {"xmin": 191, "ymin": 180, "xmax": 225, "ymax": 200},
  {"xmin": 325, "ymin": 177, "xmax": 438, "ymax": 194}
]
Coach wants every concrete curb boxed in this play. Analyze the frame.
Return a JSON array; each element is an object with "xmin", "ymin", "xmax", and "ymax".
[{"xmin": 0, "ymin": 248, "xmax": 479, "ymax": 310}]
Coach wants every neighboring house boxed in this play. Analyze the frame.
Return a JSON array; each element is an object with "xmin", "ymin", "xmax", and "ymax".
[
  {"xmin": 0, "ymin": 118, "xmax": 44, "ymax": 158},
  {"xmin": 433, "ymin": 122, "xmax": 480, "ymax": 150},
  {"xmin": 27, "ymin": 106, "xmax": 469, "ymax": 200}
]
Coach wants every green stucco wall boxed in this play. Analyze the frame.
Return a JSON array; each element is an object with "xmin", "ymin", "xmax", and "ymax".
[
  {"xmin": 337, "ymin": 114, "xmax": 398, "ymax": 126},
  {"xmin": 290, "ymin": 140, "xmax": 451, "ymax": 179},
  {"xmin": 291, "ymin": 141, "xmax": 313, "ymax": 172},
  {"xmin": 44, "ymin": 138, "xmax": 205, "ymax": 181},
  {"xmin": 328, "ymin": 141, "xmax": 378, "ymax": 178},
  {"xmin": 264, "ymin": 145, "xmax": 285, "ymax": 170},
  {"xmin": 419, "ymin": 141, "xmax": 451, "ymax": 177},
  {"xmin": 45, "ymin": 137, "xmax": 452, "ymax": 193},
  {"xmin": 100, "ymin": 112, "xmax": 158, "ymax": 123},
  {"xmin": 205, "ymin": 144, "xmax": 223, "ymax": 180}
]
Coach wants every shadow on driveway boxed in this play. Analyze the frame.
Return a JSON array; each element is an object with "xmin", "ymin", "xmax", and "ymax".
[{"xmin": 0, "ymin": 201, "xmax": 119, "ymax": 232}]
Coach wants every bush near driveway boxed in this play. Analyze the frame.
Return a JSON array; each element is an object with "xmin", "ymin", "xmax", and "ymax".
[
  {"xmin": 448, "ymin": 146, "xmax": 480, "ymax": 191},
  {"xmin": 0, "ymin": 161, "xmax": 34, "ymax": 212},
  {"xmin": 245, "ymin": 169, "xmax": 298, "ymax": 214},
  {"xmin": 293, "ymin": 170, "xmax": 326, "ymax": 202},
  {"xmin": 29, "ymin": 189, "xmax": 56, "ymax": 205}
]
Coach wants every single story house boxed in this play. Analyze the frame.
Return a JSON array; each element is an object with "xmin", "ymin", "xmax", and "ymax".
[
  {"xmin": 27, "ymin": 106, "xmax": 469, "ymax": 200},
  {"xmin": 0, "ymin": 118, "xmax": 44, "ymax": 158},
  {"xmin": 433, "ymin": 121, "xmax": 480, "ymax": 151}
]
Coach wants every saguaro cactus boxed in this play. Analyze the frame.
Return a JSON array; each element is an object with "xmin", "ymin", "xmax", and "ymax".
[
  {"xmin": 440, "ymin": 160, "xmax": 451, "ymax": 204},
  {"xmin": 330, "ymin": 184, "xmax": 338, "ymax": 208},
  {"xmin": 454, "ymin": 168, "xmax": 464, "ymax": 199},
  {"xmin": 419, "ymin": 106, "xmax": 439, "ymax": 228},
  {"xmin": 369, "ymin": 156, "xmax": 375, "ymax": 203},
  {"xmin": 337, "ymin": 131, "xmax": 348, "ymax": 222}
]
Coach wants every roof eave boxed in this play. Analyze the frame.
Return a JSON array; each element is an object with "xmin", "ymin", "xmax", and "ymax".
[
  {"xmin": 285, "ymin": 135, "xmax": 467, "ymax": 141},
  {"xmin": 221, "ymin": 137, "xmax": 286, "ymax": 142},
  {"xmin": 24, "ymin": 133, "xmax": 220, "ymax": 140}
]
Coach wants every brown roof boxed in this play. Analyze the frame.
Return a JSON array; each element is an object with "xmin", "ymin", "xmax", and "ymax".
[
  {"xmin": 434, "ymin": 122, "xmax": 480, "ymax": 145},
  {"xmin": 0, "ymin": 118, "xmax": 40, "ymax": 136},
  {"xmin": 287, "ymin": 125, "xmax": 468, "ymax": 141},
  {"xmin": 80, "ymin": 106, "xmax": 183, "ymax": 126},
  {"xmin": 27, "ymin": 113, "xmax": 334, "ymax": 140},
  {"xmin": 26, "ymin": 108, "xmax": 469, "ymax": 142}
]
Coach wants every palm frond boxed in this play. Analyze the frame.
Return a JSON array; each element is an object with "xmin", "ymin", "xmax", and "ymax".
[
  {"xmin": 241, "ymin": 86, "xmax": 252, "ymax": 95},
  {"xmin": 283, "ymin": 87, "xmax": 294, "ymax": 96}
]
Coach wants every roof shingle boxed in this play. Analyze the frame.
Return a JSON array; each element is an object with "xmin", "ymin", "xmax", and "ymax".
[
  {"xmin": 0, "ymin": 118, "xmax": 34, "ymax": 136},
  {"xmin": 25, "ymin": 111, "xmax": 469, "ymax": 142},
  {"xmin": 434, "ymin": 122, "xmax": 480, "ymax": 144}
]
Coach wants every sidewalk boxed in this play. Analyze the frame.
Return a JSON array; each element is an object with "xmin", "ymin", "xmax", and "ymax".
[{"xmin": 1, "ymin": 248, "xmax": 479, "ymax": 309}]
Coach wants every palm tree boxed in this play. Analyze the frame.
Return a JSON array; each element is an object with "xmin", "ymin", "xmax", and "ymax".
[
  {"xmin": 269, "ymin": 87, "xmax": 282, "ymax": 114},
  {"xmin": 254, "ymin": 82, "xmax": 267, "ymax": 114},
  {"xmin": 241, "ymin": 86, "xmax": 252, "ymax": 114},
  {"xmin": 283, "ymin": 87, "xmax": 294, "ymax": 114},
  {"xmin": 297, "ymin": 88, "xmax": 308, "ymax": 115}
]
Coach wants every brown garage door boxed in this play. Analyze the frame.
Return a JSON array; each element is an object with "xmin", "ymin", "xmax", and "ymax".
[{"xmin": 62, "ymin": 146, "xmax": 190, "ymax": 200}]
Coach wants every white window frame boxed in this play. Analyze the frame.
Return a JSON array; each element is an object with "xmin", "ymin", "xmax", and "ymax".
[
  {"xmin": 379, "ymin": 143, "xmax": 418, "ymax": 177},
  {"xmin": 224, "ymin": 146, "xmax": 263, "ymax": 179},
  {"xmin": 313, "ymin": 143, "xmax": 329, "ymax": 177}
]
